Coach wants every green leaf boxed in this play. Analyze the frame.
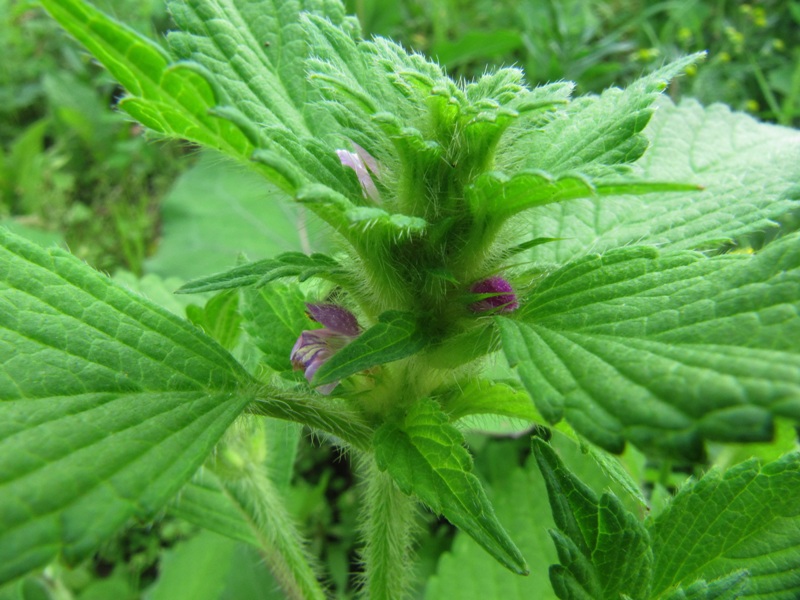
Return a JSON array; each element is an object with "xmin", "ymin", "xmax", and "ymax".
[
  {"xmin": 166, "ymin": 0, "xmax": 355, "ymax": 137},
  {"xmin": 508, "ymin": 55, "xmax": 703, "ymax": 178},
  {"xmin": 528, "ymin": 99, "xmax": 800, "ymax": 264},
  {"xmin": 177, "ymin": 252, "xmax": 343, "ymax": 294},
  {"xmin": 186, "ymin": 290, "xmax": 242, "ymax": 351},
  {"xmin": 660, "ymin": 572, "xmax": 749, "ymax": 600},
  {"xmin": 164, "ymin": 0, "xmax": 371, "ymax": 192},
  {"xmin": 532, "ymin": 438, "xmax": 652, "ymax": 600},
  {"xmin": 500, "ymin": 234, "xmax": 800, "ymax": 459},
  {"xmin": 649, "ymin": 452, "xmax": 800, "ymax": 599},
  {"xmin": 424, "ymin": 457, "xmax": 558, "ymax": 600},
  {"xmin": 262, "ymin": 418, "xmax": 302, "ymax": 495},
  {"xmin": 144, "ymin": 154, "xmax": 306, "ymax": 280},
  {"xmin": 39, "ymin": 0, "xmax": 256, "ymax": 172},
  {"xmin": 42, "ymin": 0, "xmax": 364, "ymax": 193},
  {"xmin": 169, "ymin": 468, "xmax": 259, "ymax": 547},
  {"xmin": 148, "ymin": 529, "xmax": 287, "ymax": 600},
  {"xmin": 467, "ymin": 169, "xmax": 698, "ymax": 224},
  {"xmin": 112, "ymin": 271, "xmax": 196, "ymax": 317},
  {"xmin": 241, "ymin": 282, "xmax": 309, "ymax": 374},
  {"xmin": 149, "ymin": 529, "xmax": 243, "ymax": 600},
  {"xmin": 425, "ymin": 431, "xmax": 647, "ymax": 600},
  {"xmin": 440, "ymin": 378, "xmax": 543, "ymax": 423},
  {"xmin": 312, "ymin": 310, "xmax": 427, "ymax": 387},
  {"xmin": 0, "ymin": 227, "xmax": 255, "ymax": 584},
  {"xmin": 296, "ymin": 184, "xmax": 428, "ymax": 251},
  {"xmin": 374, "ymin": 400, "xmax": 527, "ymax": 575}
]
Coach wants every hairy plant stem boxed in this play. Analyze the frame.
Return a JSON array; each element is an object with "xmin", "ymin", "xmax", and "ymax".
[
  {"xmin": 219, "ymin": 463, "xmax": 326, "ymax": 600},
  {"xmin": 357, "ymin": 452, "xmax": 420, "ymax": 600}
]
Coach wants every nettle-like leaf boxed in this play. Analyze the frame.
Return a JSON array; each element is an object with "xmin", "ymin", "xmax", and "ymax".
[
  {"xmin": 659, "ymin": 572, "xmax": 749, "ymax": 600},
  {"xmin": 186, "ymin": 290, "xmax": 242, "ymax": 352},
  {"xmin": 533, "ymin": 438, "xmax": 653, "ymax": 600},
  {"xmin": 504, "ymin": 54, "xmax": 704, "ymax": 178},
  {"xmin": 0, "ymin": 228, "xmax": 256, "ymax": 583},
  {"xmin": 177, "ymin": 252, "xmax": 344, "ymax": 294},
  {"xmin": 38, "ymin": 0, "xmax": 261, "ymax": 176},
  {"xmin": 649, "ymin": 451, "xmax": 800, "ymax": 599},
  {"xmin": 467, "ymin": 170, "xmax": 698, "ymax": 225},
  {"xmin": 425, "ymin": 444, "xmax": 559, "ymax": 600},
  {"xmin": 527, "ymin": 99, "xmax": 800, "ymax": 264},
  {"xmin": 464, "ymin": 170, "xmax": 699, "ymax": 247},
  {"xmin": 373, "ymin": 400, "xmax": 528, "ymax": 575},
  {"xmin": 40, "ymin": 0, "xmax": 364, "ymax": 195},
  {"xmin": 532, "ymin": 438, "xmax": 652, "ymax": 600},
  {"xmin": 426, "ymin": 431, "xmax": 653, "ymax": 600},
  {"xmin": 534, "ymin": 439, "xmax": 800, "ymax": 600},
  {"xmin": 501, "ymin": 232, "xmax": 800, "ymax": 459}
]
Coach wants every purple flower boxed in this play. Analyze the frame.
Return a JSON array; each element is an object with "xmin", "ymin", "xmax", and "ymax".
[
  {"xmin": 291, "ymin": 303, "xmax": 361, "ymax": 394},
  {"xmin": 469, "ymin": 276, "xmax": 519, "ymax": 313},
  {"xmin": 336, "ymin": 142, "xmax": 381, "ymax": 202}
]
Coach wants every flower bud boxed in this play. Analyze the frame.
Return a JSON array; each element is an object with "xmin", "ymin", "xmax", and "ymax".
[{"xmin": 469, "ymin": 276, "xmax": 519, "ymax": 313}]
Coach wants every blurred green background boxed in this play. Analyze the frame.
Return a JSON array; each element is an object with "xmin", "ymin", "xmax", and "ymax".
[{"xmin": 1, "ymin": 0, "xmax": 799, "ymax": 598}]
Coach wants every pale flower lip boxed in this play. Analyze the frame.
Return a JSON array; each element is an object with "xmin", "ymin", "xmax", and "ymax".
[
  {"xmin": 469, "ymin": 276, "xmax": 519, "ymax": 313},
  {"xmin": 336, "ymin": 142, "xmax": 380, "ymax": 202},
  {"xmin": 291, "ymin": 303, "xmax": 361, "ymax": 395}
]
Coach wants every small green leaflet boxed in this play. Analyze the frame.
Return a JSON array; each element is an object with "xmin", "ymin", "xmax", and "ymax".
[
  {"xmin": 313, "ymin": 310, "xmax": 427, "ymax": 387},
  {"xmin": 177, "ymin": 252, "xmax": 343, "ymax": 294},
  {"xmin": 374, "ymin": 400, "xmax": 528, "ymax": 575},
  {"xmin": 649, "ymin": 452, "xmax": 800, "ymax": 599},
  {"xmin": 0, "ymin": 227, "xmax": 255, "ymax": 584},
  {"xmin": 500, "ymin": 234, "xmax": 800, "ymax": 459},
  {"xmin": 532, "ymin": 438, "xmax": 652, "ymax": 600}
]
